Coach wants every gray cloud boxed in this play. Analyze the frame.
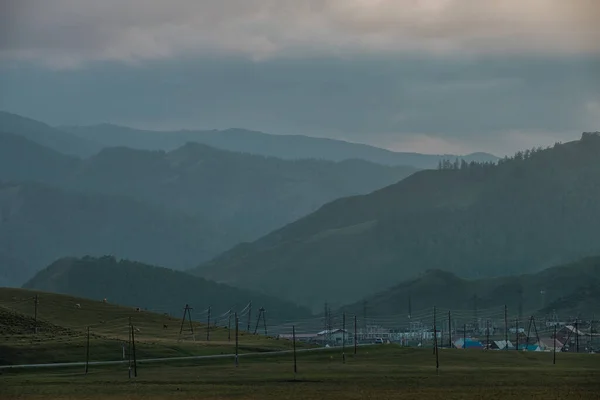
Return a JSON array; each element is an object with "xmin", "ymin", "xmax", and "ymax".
[
  {"xmin": 2, "ymin": 1, "xmax": 599, "ymax": 67},
  {"xmin": 1, "ymin": 54, "xmax": 597, "ymax": 155}
]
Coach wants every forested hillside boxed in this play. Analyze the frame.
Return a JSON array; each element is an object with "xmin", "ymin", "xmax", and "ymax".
[
  {"xmin": 62, "ymin": 142, "xmax": 417, "ymax": 241},
  {"xmin": 23, "ymin": 256, "xmax": 311, "ymax": 320},
  {"xmin": 192, "ymin": 133, "xmax": 600, "ymax": 310}
]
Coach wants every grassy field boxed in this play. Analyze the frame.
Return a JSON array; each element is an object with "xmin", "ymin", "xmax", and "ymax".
[
  {"xmin": 2, "ymin": 288, "xmax": 600, "ymax": 399},
  {"xmin": 0, "ymin": 287, "xmax": 305, "ymax": 365},
  {"xmin": 2, "ymin": 345, "xmax": 599, "ymax": 399}
]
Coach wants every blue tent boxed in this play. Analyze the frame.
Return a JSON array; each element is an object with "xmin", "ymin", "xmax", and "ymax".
[{"xmin": 454, "ymin": 338, "xmax": 484, "ymax": 349}]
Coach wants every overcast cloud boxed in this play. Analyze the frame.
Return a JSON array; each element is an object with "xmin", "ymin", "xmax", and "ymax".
[{"xmin": 1, "ymin": 0, "xmax": 599, "ymax": 155}]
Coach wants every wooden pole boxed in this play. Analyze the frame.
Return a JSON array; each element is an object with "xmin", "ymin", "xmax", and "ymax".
[
  {"xmin": 235, "ymin": 313, "xmax": 239, "ymax": 367},
  {"xmin": 85, "ymin": 326, "xmax": 90, "ymax": 374},
  {"xmin": 228, "ymin": 311, "xmax": 232, "ymax": 342},
  {"xmin": 342, "ymin": 313, "xmax": 346, "ymax": 364},
  {"xmin": 433, "ymin": 307, "xmax": 437, "ymax": 355},
  {"xmin": 293, "ymin": 325, "xmax": 297, "ymax": 375},
  {"xmin": 354, "ymin": 315, "xmax": 357, "ymax": 355},
  {"xmin": 34, "ymin": 295, "xmax": 38, "ymax": 334},
  {"xmin": 448, "ymin": 311, "xmax": 452, "ymax": 348},
  {"xmin": 553, "ymin": 324, "xmax": 557, "ymax": 365},
  {"xmin": 131, "ymin": 324, "xmax": 137, "ymax": 377},
  {"xmin": 207, "ymin": 306, "xmax": 211, "ymax": 341},
  {"xmin": 504, "ymin": 305, "xmax": 508, "ymax": 350}
]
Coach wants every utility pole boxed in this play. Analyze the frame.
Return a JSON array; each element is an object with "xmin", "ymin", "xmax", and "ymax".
[
  {"xmin": 525, "ymin": 316, "xmax": 533, "ymax": 349},
  {"xmin": 235, "ymin": 313, "xmax": 239, "ymax": 367},
  {"xmin": 323, "ymin": 303, "xmax": 328, "ymax": 347},
  {"xmin": 247, "ymin": 301, "xmax": 252, "ymax": 333},
  {"xmin": 515, "ymin": 318, "xmax": 519, "ymax": 351},
  {"xmin": 434, "ymin": 307, "xmax": 439, "ymax": 372},
  {"xmin": 504, "ymin": 305, "xmax": 508, "ymax": 350},
  {"xmin": 179, "ymin": 304, "xmax": 194, "ymax": 340},
  {"xmin": 254, "ymin": 307, "xmax": 267, "ymax": 335},
  {"xmin": 228, "ymin": 311, "xmax": 232, "ymax": 342},
  {"xmin": 33, "ymin": 295, "xmax": 38, "ymax": 334},
  {"xmin": 128, "ymin": 317, "xmax": 132, "ymax": 379},
  {"xmin": 433, "ymin": 307, "xmax": 437, "ymax": 355},
  {"xmin": 553, "ymin": 324, "xmax": 557, "ymax": 365},
  {"xmin": 85, "ymin": 326, "xmax": 90, "ymax": 374},
  {"xmin": 486, "ymin": 320, "xmax": 490, "ymax": 350},
  {"xmin": 448, "ymin": 311, "xmax": 452, "ymax": 348},
  {"xmin": 472, "ymin": 294, "xmax": 478, "ymax": 333},
  {"xmin": 342, "ymin": 313, "xmax": 346, "ymax": 364},
  {"xmin": 354, "ymin": 315, "xmax": 357, "ymax": 355},
  {"xmin": 292, "ymin": 325, "xmax": 297, "ymax": 376},
  {"xmin": 131, "ymin": 324, "xmax": 137, "ymax": 377},
  {"xmin": 589, "ymin": 316, "xmax": 593, "ymax": 352},
  {"xmin": 463, "ymin": 323, "xmax": 466, "ymax": 349},
  {"xmin": 575, "ymin": 319, "xmax": 579, "ymax": 353},
  {"xmin": 207, "ymin": 306, "xmax": 211, "ymax": 341}
]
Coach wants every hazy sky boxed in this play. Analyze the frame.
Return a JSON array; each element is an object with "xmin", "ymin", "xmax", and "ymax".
[{"xmin": 1, "ymin": 0, "xmax": 599, "ymax": 155}]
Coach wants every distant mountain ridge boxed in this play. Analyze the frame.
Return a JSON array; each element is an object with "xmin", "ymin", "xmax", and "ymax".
[
  {"xmin": 62, "ymin": 123, "xmax": 498, "ymax": 169},
  {"xmin": 341, "ymin": 257, "xmax": 600, "ymax": 318},
  {"xmin": 23, "ymin": 256, "xmax": 312, "ymax": 320},
  {"xmin": 0, "ymin": 111, "xmax": 101, "ymax": 157},
  {"xmin": 191, "ymin": 133, "xmax": 600, "ymax": 310}
]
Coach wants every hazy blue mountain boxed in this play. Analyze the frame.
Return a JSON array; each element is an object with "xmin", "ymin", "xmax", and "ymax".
[
  {"xmin": 0, "ymin": 111, "xmax": 101, "ymax": 157},
  {"xmin": 63, "ymin": 123, "xmax": 498, "ymax": 169},
  {"xmin": 61, "ymin": 143, "xmax": 417, "ymax": 241},
  {"xmin": 341, "ymin": 257, "xmax": 600, "ymax": 319},
  {"xmin": 23, "ymin": 256, "xmax": 312, "ymax": 320},
  {"xmin": 0, "ymin": 182, "xmax": 224, "ymax": 287},
  {"xmin": 0, "ymin": 131, "xmax": 79, "ymax": 183},
  {"xmin": 191, "ymin": 133, "xmax": 600, "ymax": 310}
]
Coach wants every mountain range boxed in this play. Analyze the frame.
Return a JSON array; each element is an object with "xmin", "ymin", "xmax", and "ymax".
[
  {"xmin": 62, "ymin": 123, "xmax": 498, "ymax": 169},
  {"xmin": 341, "ymin": 256, "xmax": 600, "ymax": 320},
  {"xmin": 192, "ymin": 133, "xmax": 600, "ymax": 310},
  {"xmin": 23, "ymin": 256, "xmax": 311, "ymax": 320},
  {"xmin": 0, "ymin": 111, "xmax": 422, "ymax": 285}
]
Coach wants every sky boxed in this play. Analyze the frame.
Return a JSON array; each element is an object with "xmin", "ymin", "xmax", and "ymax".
[{"xmin": 1, "ymin": 0, "xmax": 599, "ymax": 156}]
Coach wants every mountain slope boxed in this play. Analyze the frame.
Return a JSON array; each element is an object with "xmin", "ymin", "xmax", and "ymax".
[
  {"xmin": 0, "ymin": 182, "xmax": 223, "ymax": 287},
  {"xmin": 63, "ymin": 123, "xmax": 498, "ymax": 169},
  {"xmin": 0, "ymin": 131, "xmax": 79, "ymax": 183},
  {"xmin": 341, "ymin": 257, "xmax": 600, "ymax": 319},
  {"xmin": 191, "ymin": 133, "xmax": 600, "ymax": 310},
  {"xmin": 58, "ymin": 143, "xmax": 418, "ymax": 241},
  {"xmin": 23, "ymin": 256, "xmax": 311, "ymax": 320},
  {"xmin": 0, "ymin": 111, "xmax": 101, "ymax": 157}
]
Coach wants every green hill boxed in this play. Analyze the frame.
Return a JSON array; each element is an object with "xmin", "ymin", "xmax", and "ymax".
[
  {"xmin": 192, "ymin": 133, "xmax": 600, "ymax": 310},
  {"xmin": 341, "ymin": 257, "xmax": 600, "ymax": 319},
  {"xmin": 0, "ymin": 286, "xmax": 305, "ymax": 365},
  {"xmin": 23, "ymin": 256, "xmax": 311, "ymax": 320},
  {"xmin": 0, "ymin": 182, "xmax": 223, "ymax": 287}
]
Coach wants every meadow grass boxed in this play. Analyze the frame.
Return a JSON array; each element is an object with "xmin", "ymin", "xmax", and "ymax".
[{"xmin": 2, "ymin": 346, "xmax": 599, "ymax": 399}]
